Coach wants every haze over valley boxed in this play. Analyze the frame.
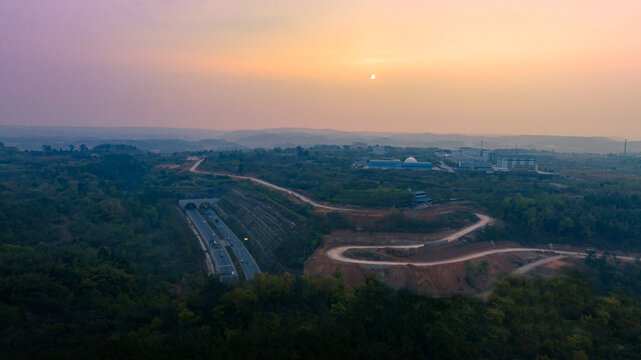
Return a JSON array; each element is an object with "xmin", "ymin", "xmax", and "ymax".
[{"xmin": 2, "ymin": 1, "xmax": 641, "ymax": 359}]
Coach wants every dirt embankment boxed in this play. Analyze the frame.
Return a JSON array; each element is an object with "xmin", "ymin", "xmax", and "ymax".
[
  {"xmin": 304, "ymin": 227, "xmax": 591, "ymax": 296},
  {"xmin": 306, "ymin": 240, "xmax": 552, "ymax": 295}
]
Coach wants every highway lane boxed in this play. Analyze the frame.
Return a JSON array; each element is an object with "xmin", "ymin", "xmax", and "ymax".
[
  {"xmin": 185, "ymin": 208, "xmax": 238, "ymax": 282},
  {"xmin": 204, "ymin": 208, "xmax": 261, "ymax": 280},
  {"xmin": 184, "ymin": 210, "xmax": 216, "ymax": 276}
]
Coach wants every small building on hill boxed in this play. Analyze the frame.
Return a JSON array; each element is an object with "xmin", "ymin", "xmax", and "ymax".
[{"xmin": 413, "ymin": 191, "xmax": 433, "ymax": 208}]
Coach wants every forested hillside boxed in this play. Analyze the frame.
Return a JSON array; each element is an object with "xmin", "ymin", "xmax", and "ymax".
[
  {"xmin": 2, "ymin": 144, "xmax": 641, "ymax": 359},
  {"xmin": 201, "ymin": 147, "xmax": 641, "ymax": 252}
]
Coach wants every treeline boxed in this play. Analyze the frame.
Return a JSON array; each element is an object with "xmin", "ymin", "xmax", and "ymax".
[
  {"xmin": 498, "ymin": 193, "xmax": 641, "ymax": 249},
  {"xmin": 3, "ymin": 265, "xmax": 641, "ymax": 359},
  {"xmin": 365, "ymin": 209, "xmax": 476, "ymax": 233},
  {"xmin": 197, "ymin": 147, "xmax": 585, "ymax": 209},
  {"xmin": 201, "ymin": 147, "xmax": 641, "ymax": 252},
  {"xmin": 0, "ymin": 145, "xmax": 206, "ymax": 359},
  {"xmin": 199, "ymin": 147, "xmax": 422, "ymax": 208},
  {"xmin": 3, "ymin": 145, "xmax": 641, "ymax": 359}
]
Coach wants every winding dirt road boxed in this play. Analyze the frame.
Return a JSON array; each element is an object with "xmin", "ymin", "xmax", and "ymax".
[
  {"xmin": 191, "ymin": 158, "xmax": 638, "ymax": 268},
  {"xmin": 328, "ymin": 243, "xmax": 638, "ymax": 267},
  {"xmin": 190, "ymin": 158, "xmax": 357, "ymax": 212},
  {"xmin": 325, "ymin": 213, "xmax": 638, "ymax": 267}
]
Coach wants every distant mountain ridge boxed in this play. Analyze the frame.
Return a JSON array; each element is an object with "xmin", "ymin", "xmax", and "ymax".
[{"xmin": 0, "ymin": 125, "xmax": 638, "ymax": 154}]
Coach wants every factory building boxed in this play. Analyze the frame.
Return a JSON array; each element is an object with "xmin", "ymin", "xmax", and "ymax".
[
  {"xmin": 457, "ymin": 158, "xmax": 492, "ymax": 170},
  {"xmin": 368, "ymin": 159, "xmax": 402, "ymax": 168},
  {"xmin": 401, "ymin": 157, "xmax": 433, "ymax": 169},
  {"xmin": 450, "ymin": 147, "xmax": 493, "ymax": 170},
  {"xmin": 459, "ymin": 147, "xmax": 491, "ymax": 160},
  {"xmin": 496, "ymin": 154, "xmax": 537, "ymax": 172}
]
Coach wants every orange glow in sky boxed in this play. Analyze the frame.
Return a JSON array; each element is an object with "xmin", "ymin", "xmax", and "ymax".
[{"xmin": 2, "ymin": 1, "xmax": 641, "ymax": 138}]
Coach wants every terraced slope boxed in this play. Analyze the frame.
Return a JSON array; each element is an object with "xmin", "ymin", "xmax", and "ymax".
[{"xmin": 215, "ymin": 189, "xmax": 298, "ymax": 272}]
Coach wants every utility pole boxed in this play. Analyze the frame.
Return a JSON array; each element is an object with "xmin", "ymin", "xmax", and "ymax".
[{"xmin": 624, "ymin": 139, "xmax": 627, "ymax": 155}]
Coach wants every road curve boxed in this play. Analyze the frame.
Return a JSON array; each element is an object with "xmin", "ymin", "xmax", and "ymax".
[
  {"xmin": 325, "ymin": 213, "xmax": 639, "ymax": 267},
  {"xmin": 511, "ymin": 255, "xmax": 566, "ymax": 275},
  {"xmin": 190, "ymin": 159, "xmax": 638, "ymax": 268},
  {"xmin": 328, "ymin": 245, "xmax": 639, "ymax": 267},
  {"xmin": 190, "ymin": 158, "xmax": 358, "ymax": 212}
]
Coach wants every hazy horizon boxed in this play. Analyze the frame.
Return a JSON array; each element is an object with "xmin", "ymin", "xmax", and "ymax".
[
  {"xmin": 2, "ymin": 1, "xmax": 641, "ymax": 138},
  {"xmin": 1, "ymin": 123, "xmax": 638, "ymax": 141}
]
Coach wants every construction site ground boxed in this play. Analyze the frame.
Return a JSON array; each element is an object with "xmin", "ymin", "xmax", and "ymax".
[
  {"xmin": 305, "ymin": 233, "xmax": 585, "ymax": 296},
  {"xmin": 186, "ymin": 159, "xmax": 637, "ymax": 296}
]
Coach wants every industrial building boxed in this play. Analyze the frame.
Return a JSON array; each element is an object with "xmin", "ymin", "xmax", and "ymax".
[
  {"xmin": 457, "ymin": 158, "xmax": 492, "ymax": 170},
  {"xmin": 368, "ymin": 159, "xmax": 402, "ymax": 169},
  {"xmin": 496, "ymin": 154, "xmax": 537, "ymax": 172},
  {"xmin": 459, "ymin": 147, "xmax": 492, "ymax": 161},
  {"xmin": 401, "ymin": 157, "xmax": 433, "ymax": 169},
  {"xmin": 449, "ymin": 147, "xmax": 493, "ymax": 170},
  {"xmin": 368, "ymin": 157, "xmax": 432, "ymax": 170}
]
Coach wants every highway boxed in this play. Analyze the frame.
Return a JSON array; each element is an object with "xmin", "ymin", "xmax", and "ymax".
[
  {"xmin": 185, "ymin": 208, "xmax": 238, "ymax": 282},
  {"xmin": 184, "ymin": 211, "xmax": 216, "ymax": 276},
  {"xmin": 204, "ymin": 208, "xmax": 261, "ymax": 280}
]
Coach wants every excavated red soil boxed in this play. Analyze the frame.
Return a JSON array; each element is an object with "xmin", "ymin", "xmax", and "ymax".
[
  {"xmin": 305, "ymin": 226, "xmax": 546, "ymax": 295},
  {"xmin": 305, "ymin": 221, "xmax": 631, "ymax": 296},
  {"xmin": 324, "ymin": 229, "xmax": 455, "ymax": 247},
  {"xmin": 153, "ymin": 164, "xmax": 181, "ymax": 170},
  {"xmin": 305, "ymin": 244, "xmax": 548, "ymax": 295}
]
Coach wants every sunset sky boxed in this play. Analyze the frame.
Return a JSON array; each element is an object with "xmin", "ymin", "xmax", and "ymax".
[{"xmin": 2, "ymin": 1, "xmax": 641, "ymax": 138}]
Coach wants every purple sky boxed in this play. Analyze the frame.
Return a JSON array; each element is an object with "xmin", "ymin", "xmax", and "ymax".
[{"xmin": 2, "ymin": 1, "xmax": 641, "ymax": 138}]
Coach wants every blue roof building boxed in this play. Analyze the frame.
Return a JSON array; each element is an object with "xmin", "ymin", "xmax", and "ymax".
[
  {"xmin": 368, "ymin": 157, "xmax": 432, "ymax": 170},
  {"xmin": 369, "ymin": 159, "xmax": 402, "ymax": 169}
]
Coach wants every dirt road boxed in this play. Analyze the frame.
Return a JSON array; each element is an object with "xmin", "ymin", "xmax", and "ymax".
[
  {"xmin": 511, "ymin": 255, "xmax": 566, "ymax": 275},
  {"xmin": 190, "ymin": 158, "xmax": 358, "ymax": 212},
  {"xmin": 191, "ymin": 159, "xmax": 638, "ymax": 268}
]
